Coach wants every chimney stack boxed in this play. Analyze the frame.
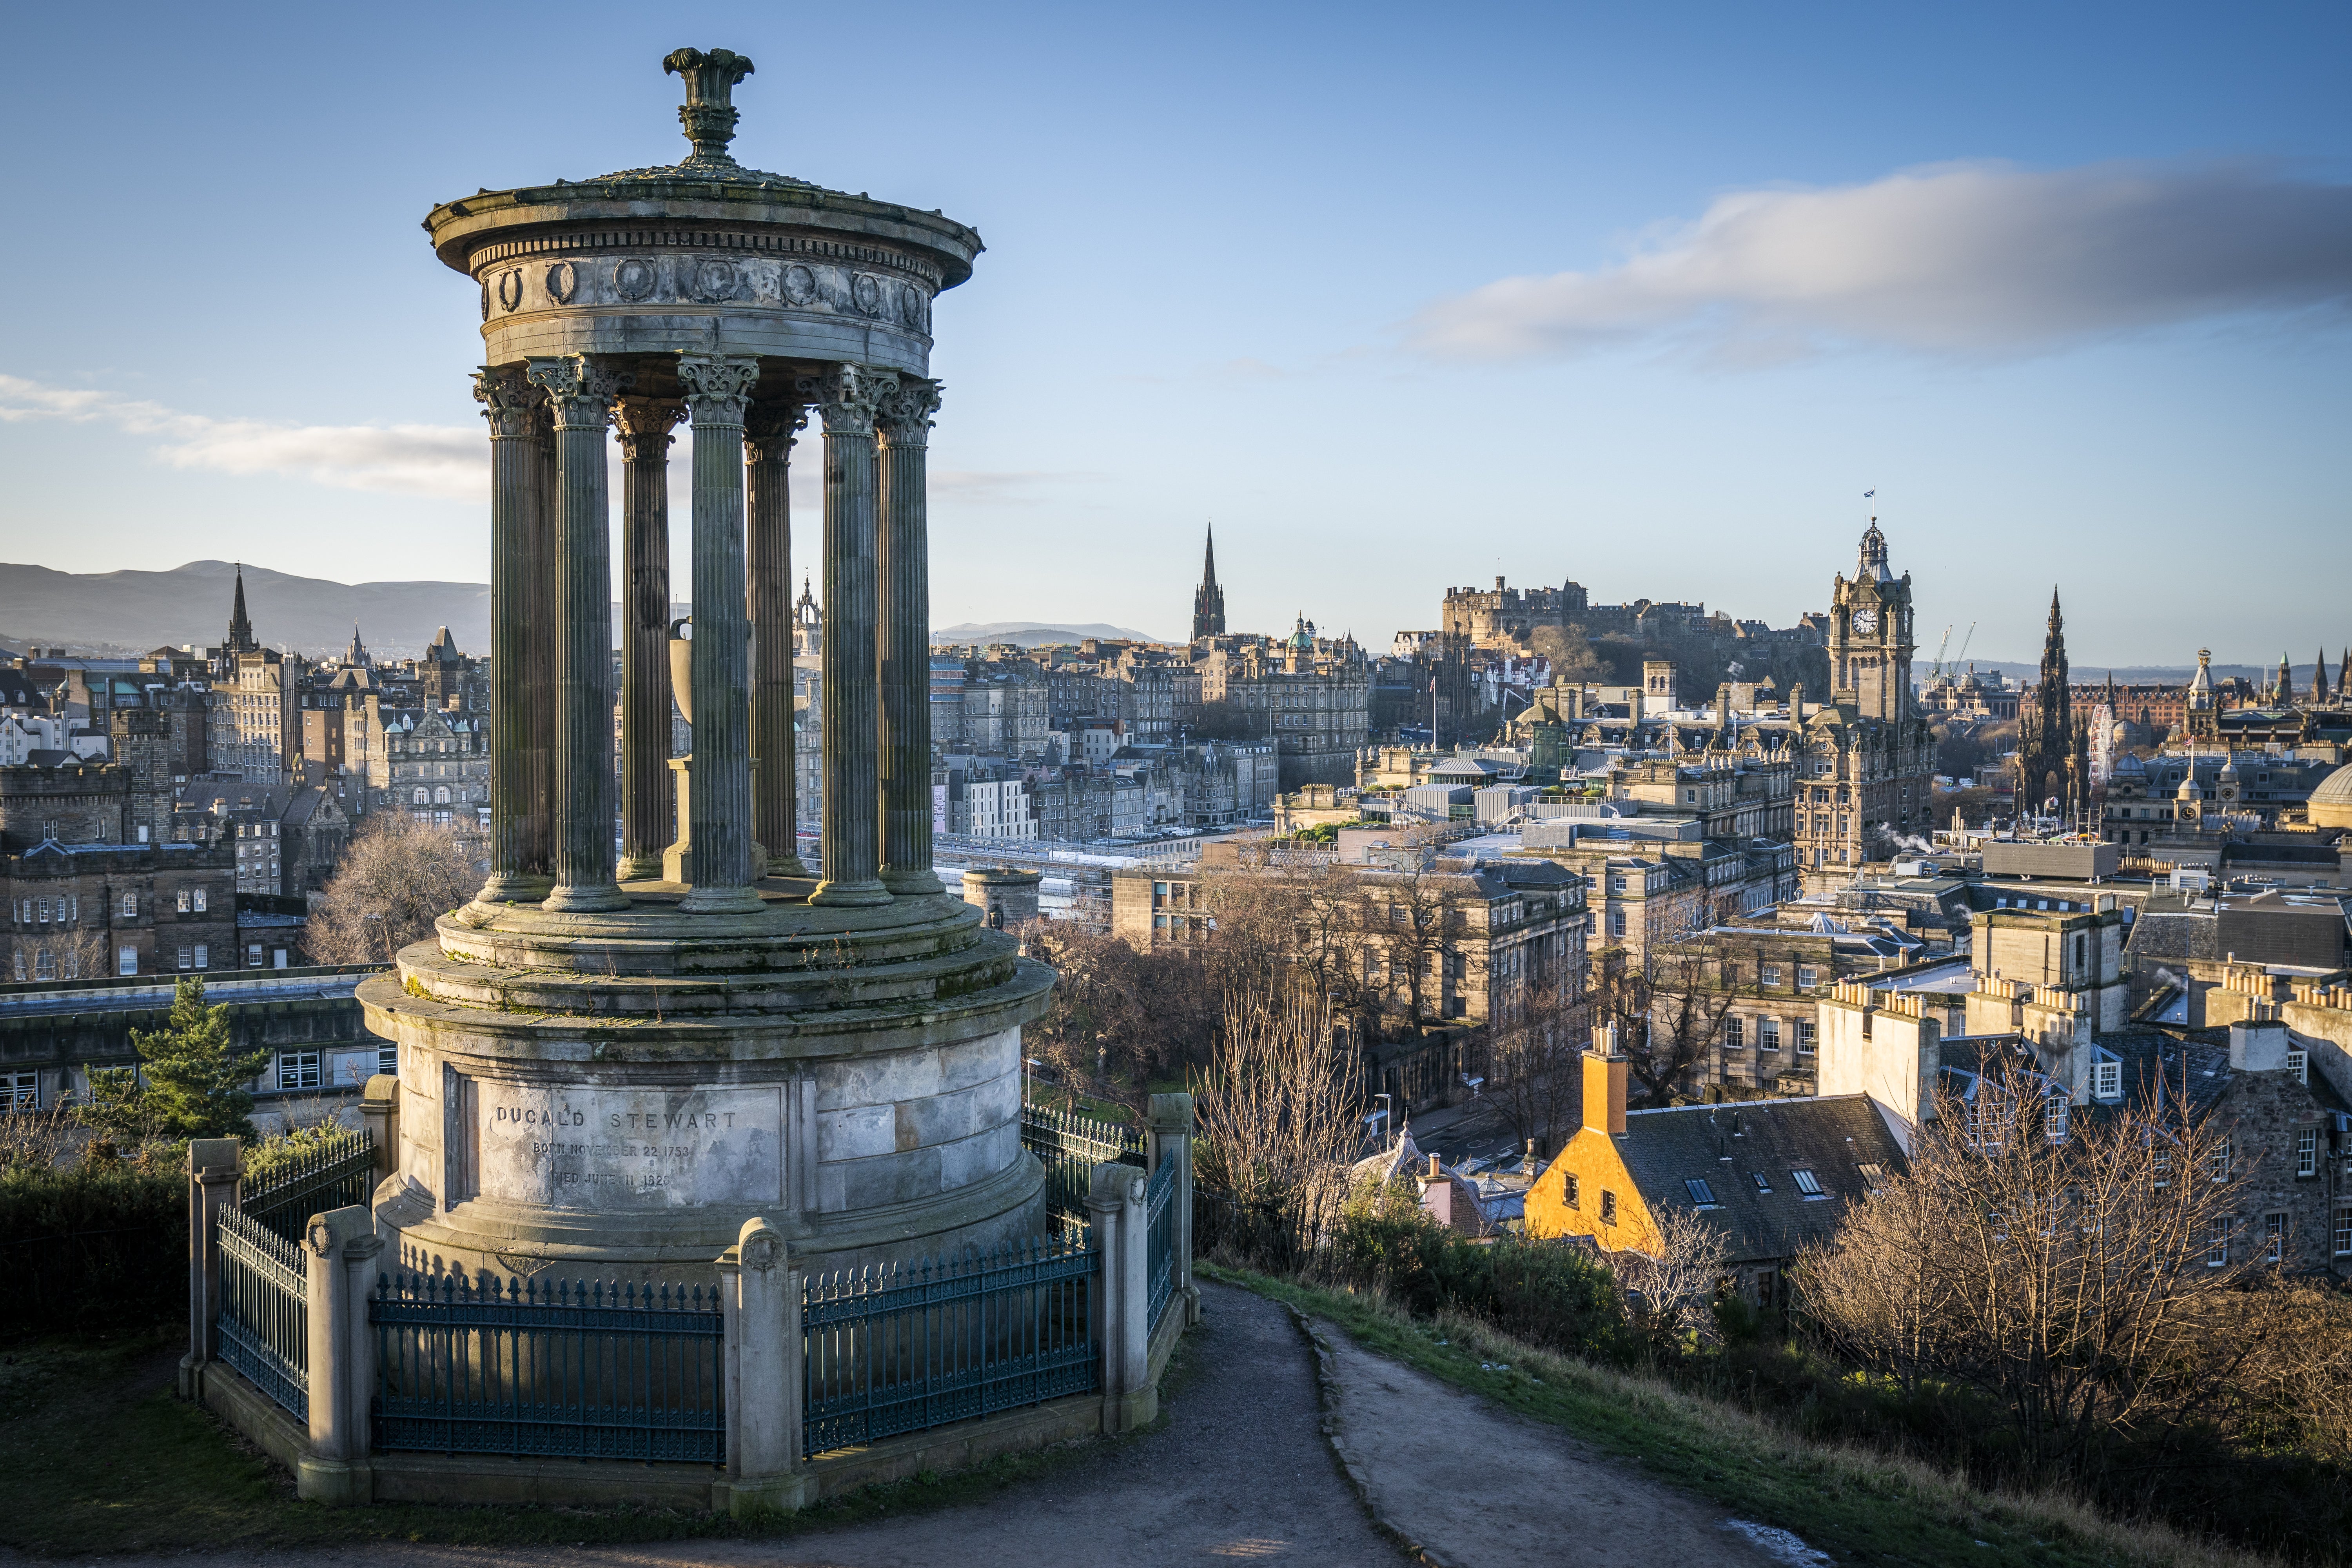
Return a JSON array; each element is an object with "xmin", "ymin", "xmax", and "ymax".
[{"xmin": 1582, "ymin": 1049, "xmax": 1628, "ymax": 1138}]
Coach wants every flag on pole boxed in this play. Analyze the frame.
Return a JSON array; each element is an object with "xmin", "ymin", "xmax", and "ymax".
[{"xmin": 1863, "ymin": 489, "xmax": 1875, "ymax": 498}]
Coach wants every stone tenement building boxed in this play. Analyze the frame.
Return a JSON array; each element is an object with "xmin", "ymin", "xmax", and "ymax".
[
  {"xmin": 2013, "ymin": 589, "xmax": 2094, "ymax": 824},
  {"xmin": 209, "ymin": 567, "xmax": 306, "ymax": 786},
  {"xmin": 1196, "ymin": 617, "xmax": 1370, "ymax": 789},
  {"xmin": 1792, "ymin": 524, "xmax": 1935, "ymax": 888}
]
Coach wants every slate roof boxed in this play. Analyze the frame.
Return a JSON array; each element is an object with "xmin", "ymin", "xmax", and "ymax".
[
  {"xmin": 1613, "ymin": 1094, "xmax": 1905, "ymax": 1265},
  {"xmin": 2124, "ymin": 897, "xmax": 2219, "ymax": 965}
]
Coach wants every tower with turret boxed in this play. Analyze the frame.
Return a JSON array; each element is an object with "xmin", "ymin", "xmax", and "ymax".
[{"xmin": 1191, "ymin": 525, "xmax": 1225, "ymax": 642}]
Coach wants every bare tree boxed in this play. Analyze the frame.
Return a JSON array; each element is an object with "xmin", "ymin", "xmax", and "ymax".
[
  {"xmin": 1025, "ymin": 924, "xmax": 1214, "ymax": 1105},
  {"xmin": 1589, "ymin": 937, "xmax": 1741, "ymax": 1107},
  {"xmin": 4, "ymin": 923, "xmax": 114, "ymax": 984},
  {"xmin": 1485, "ymin": 984, "xmax": 1588, "ymax": 1156},
  {"xmin": 1195, "ymin": 990, "xmax": 1363, "ymax": 1212},
  {"xmin": 305, "ymin": 813, "xmax": 477, "ymax": 965},
  {"xmin": 1612, "ymin": 1204, "xmax": 1730, "ymax": 1347},
  {"xmin": 1801, "ymin": 1054, "xmax": 2257, "ymax": 1471},
  {"xmin": 1363, "ymin": 866, "xmax": 1465, "ymax": 1032}
]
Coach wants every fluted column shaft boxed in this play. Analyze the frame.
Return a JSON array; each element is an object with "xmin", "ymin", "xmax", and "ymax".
[
  {"xmin": 877, "ymin": 379, "xmax": 942, "ymax": 896},
  {"xmin": 526, "ymin": 354, "xmax": 632, "ymax": 913},
  {"xmin": 615, "ymin": 398, "xmax": 683, "ymax": 882},
  {"xmin": 807, "ymin": 365, "xmax": 895, "ymax": 907},
  {"xmin": 473, "ymin": 368, "xmax": 550, "ymax": 903},
  {"xmin": 675, "ymin": 355, "xmax": 763, "ymax": 914},
  {"xmin": 524, "ymin": 397, "xmax": 559, "ymax": 885},
  {"xmin": 746, "ymin": 401, "xmax": 809, "ymax": 877}
]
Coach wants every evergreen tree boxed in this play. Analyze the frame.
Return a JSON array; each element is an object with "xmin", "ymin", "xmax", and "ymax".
[{"xmin": 75, "ymin": 977, "xmax": 270, "ymax": 1143}]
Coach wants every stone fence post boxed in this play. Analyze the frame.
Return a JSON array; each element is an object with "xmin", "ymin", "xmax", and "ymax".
[
  {"xmin": 180, "ymin": 1137, "xmax": 241, "ymax": 1400},
  {"xmin": 717, "ymin": 1216, "xmax": 809, "ymax": 1516},
  {"xmin": 359, "ymin": 1074, "xmax": 399, "ymax": 1181},
  {"xmin": 1086, "ymin": 1161, "xmax": 1152, "ymax": 1433},
  {"xmin": 1147, "ymin": 1091, "xmax": 1201, "ymax": 1327},
  {"xmin": 298, "ymin": 1204, "xmax": 382, "ymax": 1506}
]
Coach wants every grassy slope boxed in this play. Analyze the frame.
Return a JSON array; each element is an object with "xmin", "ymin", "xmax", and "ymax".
[{"xmin": 1200, "ymin": 1264, "xmax": 2283, "ymax": 1568}]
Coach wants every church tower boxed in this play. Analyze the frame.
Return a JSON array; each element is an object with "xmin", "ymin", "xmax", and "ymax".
[
  {"xmin": 225, "ymin": 564, "xmax": 260, "ymax": 655},
  {"xmin": 1191, "ymin": 525, "xmax": 1225, "ymax": 642}
]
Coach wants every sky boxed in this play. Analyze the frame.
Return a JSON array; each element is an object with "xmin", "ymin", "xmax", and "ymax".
[{"xmin": 0, "ymin": 2, "xmax": 2346, "ymax": 666}]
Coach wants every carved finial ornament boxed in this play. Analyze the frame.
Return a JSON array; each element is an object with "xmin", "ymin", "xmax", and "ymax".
[{"xmin": 662, "ymin": 48, "xmax": 755, "ymax": 167}]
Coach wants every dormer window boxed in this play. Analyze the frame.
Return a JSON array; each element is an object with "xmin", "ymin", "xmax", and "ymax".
[
  {"xmin": 1751, "ymin": 1172, "xmax": 1772, "ymax": 1194},
  {"xmin": 2092, "ymin": 1052, "xmax": 2121, "ymax": 1101}
]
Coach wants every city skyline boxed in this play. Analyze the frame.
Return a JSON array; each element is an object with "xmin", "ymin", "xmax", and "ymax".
[{"xmin": 0, "ymin": 3, "xmax": 2345, "ymax": 663}]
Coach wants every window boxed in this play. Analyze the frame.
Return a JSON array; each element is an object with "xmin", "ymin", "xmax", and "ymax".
[
  {"xmin": 2210, "ymin": 1138, "xmax": 2231, "ymax": 1183},
  {"xmin": 32, "ymin": 949, "xmax": 53, "ymax": 982},
  {"xmin": 2045, "ymin": 1098, "xmax": 2069, "ymax": 1144},
  {"xmin": 2335, "ymin": 1205, "xmax": 2351, "ymax": 1258},
  {"xmin": 1759, "ymin": 1018, "xmax": 1781, "ymax": 1052},
  {"xmin": 2152, "ymin": 1149, "xmax": 2171, "ymax": 1189},
  {"xmin": 2287, "ymin": 1050, "xmax": 2308, "ymax": 1086},
  {"xmin": 1857, "ymin": 1163, "xmax": 1886, "ymax": 1192},
  {"xmin": 2297, "ymin": 1129, "xmax": 2318, "ymax": 1178},
  {"xmin": 1796, "ymin": 1020, "xmax": 1816, "ymax": 1055},
  {"xmin": 1791, "ymin": 1167, "xmax": 1824, "ymax": 1197},
  {"xmin": 34, "ymin": 898, "xmax": 47, "ymax": 924},
  {"xmin": 193, "ymin": 944, "xmax": 209, "ymax": 970},
  {"xmin": 1608, "ymin": 909, "xmax": 1626, "ymax": 937},
  {"xmin": 176, "ymin": 889, "xmax": 192, "ymax": 913},
  {"xmin": 121, "ymin": 892, "xmax": 136, "ymax": 918},
  {"xmin": 247, "ymin": 944, "xmax": 263, "ymax": 967},
  {"xmin": 1600, "ymin": 1190, "xmax": 1618, "ymax": 1225},
  {"xmin": 176, "ymin": 945, "xmax": 192, "ymax": 969},
  {"xmin": 1760, "ymin": 964, "xmax": 1783, "ymax": 987},
  {"xmin": 1751, "ymin": 1171, "xmax": 1772, "ymax": 1194},
  {"xmin": 276, "ymin": 1051, "xmax": 322, "ymax": 1091},
  {"xmin": 118, "ymin": 946, "xmax": 137, "ymax": 976},
  {"xmin": 1, "ymin": 1072, "xmax": 34, "ymax": 1112},
  {"xmin": 2264, "ymin": 1213, "xmax": 2286, "ymax": 1265},
  {"xmin": 1723, "ymin": 1017, "xmax": 1744, "ymax": 1049},
  {"xmin": 378, "ymin": 1045, "xmax": 398, "ymax": 1079},
  {"xmin": 2207, "ymin": 1220, "xmax": 2229, "ymax": 1268},
  {"xmin": 1565, "ymin": 1173, "xmax": 1580, "ymax": 1209},
  {"xmin": 412, "ymin": 787, "xmax": 429, "ymax": 805},
  {"xmin": 1684, "ymin": 1178, "xmax": 1718, "ymax": 1206},
  {"xmin": 2092, "ymin": 1057, "xmax": 2120, "ymax": 1101},
  {"xmin": 1796, "ymin": 965, "xmax": 1818, "ymax": 990}
]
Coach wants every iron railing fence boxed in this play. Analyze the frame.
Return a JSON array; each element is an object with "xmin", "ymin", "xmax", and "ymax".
[
  {"xmin": 1019, "ymin": 1101, "xmax": 1144, "ymax": 1229},
  {"xmin": 215, "ymin": 1204, "xmax": 308, "ymax": 1419},
  {"xmin": 1145, "ymin": 1154, "xmax": 1176, "ymax": 1333},
  {"xmin": 370, "ymin": 1272, "xmax": 725, "ymax": 1463},
  {"xmin": 802, "ymin": 1233, "xmax": 1099, "ymax": 1459},
  {"xmin": 240, "ymin": 1128, "xmax": 376, "ymax": 1243}
]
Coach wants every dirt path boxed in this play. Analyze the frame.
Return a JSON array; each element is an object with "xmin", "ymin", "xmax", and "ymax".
[{"xmin": 1305, "ymin": 1316, "xmax": 1825, "ymax": 1568}]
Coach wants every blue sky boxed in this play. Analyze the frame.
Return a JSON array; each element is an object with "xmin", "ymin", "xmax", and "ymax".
[{"xmin": 0, "ymin": 2, "xmax": 2345, "ymax": 664}]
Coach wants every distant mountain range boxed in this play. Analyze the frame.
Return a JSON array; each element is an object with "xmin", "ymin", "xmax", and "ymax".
[
  {"xmin": 933, "ymin": 621, "xmax": 1167, "ymax": 648},
  {"xmin": 1948, "ymin": 660, "xmax": 2315, "ymax": 686},
  {"xmin": 0, "ymin": 560, "xmax": 491, "ymax": 660}
]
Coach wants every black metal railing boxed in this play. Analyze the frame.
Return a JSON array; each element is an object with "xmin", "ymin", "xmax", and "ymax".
[
  {"xmin": 1145, "ymin": 1153, "xmax": 1176, "ymax": 1333},
  {"xmin": 1020, "ymin": 1100, "xmax": 1144, "ymax": 1230},
  {"xmin": 216, "ymin": 1205, "xmax": 308, "ymax": 1420},
  {"xmin": 240, "ymin": 1128, "xmax": 376, "ymax": 1243},
  {"xmin": 370, "ymin": 1272, "xmax": 725, "ymax": 1463},
  {"xmin": 802, "ymin": 1234, "xmax": 1099, "ymax": 1458}
]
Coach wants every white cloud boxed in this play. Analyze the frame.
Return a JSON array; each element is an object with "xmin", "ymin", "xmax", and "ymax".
[
  {"xmin": 0, "ymin": 374, "xmax": 481, "ymax": 499},
  {"xmin": 1410, "ymin": 161, "xmax": 2352, "ymax": 363}
]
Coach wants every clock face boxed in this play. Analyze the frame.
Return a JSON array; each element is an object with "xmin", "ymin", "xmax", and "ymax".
[{"xmin": 1852, "ymin": 607, "xmax": 1879, "ymax": 635}]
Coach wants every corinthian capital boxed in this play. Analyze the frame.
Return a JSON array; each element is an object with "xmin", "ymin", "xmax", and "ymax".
[
  {"xmin": 743, "ymin": 400, "xmax": 809, "ymax": 464},
  {"xmin": 526, "ymin": 355, "xmax": 632, "ymax": 428},
  {"xmin": 676, "ymin": 355, "xmax": 761, "ymax": 426},
  {"xmin": 876, "ymin": 377, "xmax": 942, "ymax": 448},
  {"xmin": 613, "ymin": 397, "xmax": 684, "ymax": 463},
  {"xmin": 472, "ymin": 367, "xmax": 537, "ymax": 439},
  {"xmin": 797, "ymin": 363, "xmax": 897, "ymax": 437}
]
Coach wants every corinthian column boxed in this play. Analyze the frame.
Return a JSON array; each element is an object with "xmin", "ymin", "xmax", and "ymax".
[
  {"xmin": 614, "ymin": 397, "xmax": 683, "ymax": 883},
  {"xmin": 674, "ymin": 354, "xmax": 763, "ymax": 914},
  {"xmin": 746, "ymin": 400, "xmax": 809, "ymax": 878},
  {"xmin": 525, "ymin": 354, "xmax": 632, "ymax": 913},
  {"xmin": 472, "ymin": 367, "xmax": 549, "ymax": 903},
  {"xmin": 804, "ymin": 364, "xmax": 895, "ymax": 907},
  {"xmin": 524, "ymin": 390, "xmax": 559, "ymax": 885},
  {"xmin": 877, "ymin": 378, "xmax": 942, "ymax": 897}
]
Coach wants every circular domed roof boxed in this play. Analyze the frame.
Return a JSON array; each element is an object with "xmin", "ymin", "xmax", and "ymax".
[{"xmin": 2310, "ymin": 763, "xmax": 2352, "ymax": 829}]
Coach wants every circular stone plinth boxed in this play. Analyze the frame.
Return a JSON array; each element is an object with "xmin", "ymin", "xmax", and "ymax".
[{"xmin": 361, "ymin": 889, "xmax": 1054, "ymax": 1284}]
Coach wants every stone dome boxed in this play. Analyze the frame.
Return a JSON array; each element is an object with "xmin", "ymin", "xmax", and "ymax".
[{"xmin": 2309, "ymin": 762, "xmax": 2352, "ymax": 829}]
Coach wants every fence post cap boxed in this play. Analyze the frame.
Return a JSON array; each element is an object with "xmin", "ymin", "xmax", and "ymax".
[
  {"xmin": 303, "ymin": 1203, "xmax": 379, "ymax": 1259},
  {"xmin": 737, "ymin": 1215, "xmax": 785, "ymax": 1272},
  {"xmin": 1087, "ymin": 1161, "xmax": 1144, "ymax": 1206},
  {"xmin": 1147, "ymin": 1092, "xmax": 1194, "ymax": 1133},
  {"xmin": 189, "ymin": 1136, "xmax": 241, "ymax": 1178},
  {"xmin": 361, "ymin": 1074, "xmax": 398, "ymax": 1106}
]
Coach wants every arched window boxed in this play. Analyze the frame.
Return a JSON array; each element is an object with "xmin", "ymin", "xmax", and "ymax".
[
  {"xmin": 434, "ymin": 786, "xmax": 451, "ymax": 805},
  {"xmin": 412, "ymin": 787, "xmax": 430, "ymax": 805}
]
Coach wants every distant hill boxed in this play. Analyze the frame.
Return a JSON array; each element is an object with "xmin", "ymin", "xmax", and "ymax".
[
  {"xmin": 1951, "ymin": 660, "xmax": 2299, "ymax": 686},
  {"xmin": 0, "ymin": 560, "xmax": 490, "ymax": 660},
  {"xmin": 933, "ymin": 621, "xmax": 1168, "ymax": 648}
]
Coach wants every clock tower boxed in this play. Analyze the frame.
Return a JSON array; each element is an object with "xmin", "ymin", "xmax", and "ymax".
[{"xmin": 1828, "ymin": 523, "xmax": 1913, "ymax": 724}]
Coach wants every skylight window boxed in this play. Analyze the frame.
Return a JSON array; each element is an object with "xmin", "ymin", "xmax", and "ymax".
[
  {"xmin": 1685, "ymin": 1178, "xmax": 1719, "ymax": 1207},
  {"xmin": 1791, "ymin": 1168, "xmax": 1824, "ymax": 1197},
  {"xmin": 1751, "ymin": 1172, "xmax": 1772, "ymax": 1194}
]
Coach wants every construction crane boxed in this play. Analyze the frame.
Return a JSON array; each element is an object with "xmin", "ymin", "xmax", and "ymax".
[
  {"xmin": 1930, "ymin": 624, "xmax": 1953, "ymax": 678},
  {"xmin": 1953, "ymin": 621, "xmax": 1976, "ymax": 671}
]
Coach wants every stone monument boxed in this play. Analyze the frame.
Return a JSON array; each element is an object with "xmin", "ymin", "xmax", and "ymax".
[{"xmin": 361, "ymin": 48, "xmax": 1051, "ymax": 1281}]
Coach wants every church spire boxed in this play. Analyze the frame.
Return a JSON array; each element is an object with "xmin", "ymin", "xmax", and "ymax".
[
  {"xmin": 1190, "ymin": 522, "xmax": 1226, "ymax": 642},
  {"xmin": 226, "ymin": 563, "xmax": 258, "ymax": 654}
]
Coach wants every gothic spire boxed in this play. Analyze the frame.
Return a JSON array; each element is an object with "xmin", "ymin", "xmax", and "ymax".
[
  {"xmin": 1202, "ymin": 523, "xmax": 1218, "ymax": 588},
  {"xmin": 1191, "ymin": 522, "xmax": 1227, "ymax": 642},
  {"xmin": 226, "ymin": 563, "xmax": 258, "ymax": 654},
  {"xmin": 2316, "ymin": 646, "xmax": 2331, "ymax": 706}
]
